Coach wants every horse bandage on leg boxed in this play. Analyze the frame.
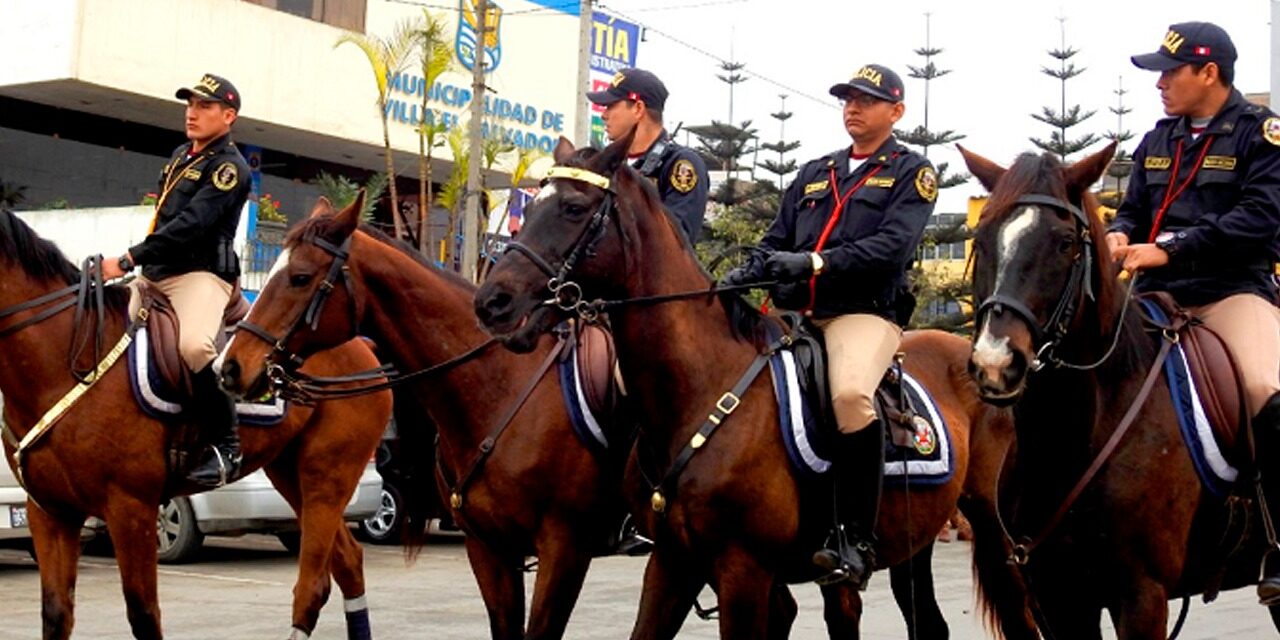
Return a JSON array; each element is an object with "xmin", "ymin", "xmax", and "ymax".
[{"xmin": 344, "ymin": 595, "xmax": 372, "ymax": 640}]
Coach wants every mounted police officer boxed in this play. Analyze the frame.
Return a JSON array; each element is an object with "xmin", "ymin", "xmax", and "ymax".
[
  {"xmin": 587, "ymin": 68, "xmax": 709, "ymax": 243},
  {"xmin": 1107, "ymin": 22, "xmax": 1280, "ymax": 605},
  {"xmin": 724, "ymin": 64, "xmax": 938, "ymax": 587},
  {"xmin": 101, "ymin": 73, "xmax": 251, "ymax": 489}
]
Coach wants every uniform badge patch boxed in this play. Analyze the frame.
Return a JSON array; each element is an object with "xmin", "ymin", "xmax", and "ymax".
[
  {"xmin": 211, "ymin": 162, "xmax": 239, "ymax": 191},
  {"xmin": 182, "ymin": 168, "xmax": 202, "ymax": 181},
  {"xmin": 1263, "ymin": 117, "xmax": 1280, "ymax": 146},
  {"xmin": 914, "ymin": 167, "xmax": 938, "ymax": 203},
  {"xmin": 1144, "ymin": 156, "xmax": 1172, "ymax": 170},
  {"xmin": 1202, "ymin": 155, "xmax": 1237, "ymax": 170},
  {"xmin": 911, "ymin": 415, "xmax": 936, "ymax": 455},
  {"xmin": 803, "ymin": 181, "xmax": 829, "ymax": 195},
  {"xmin": 866, "ymin": 176, "xmax": 896, "ymax": 188},
  {"xmin": 670, "ymin": 159, "xmax": 698, "ymax": 194}
]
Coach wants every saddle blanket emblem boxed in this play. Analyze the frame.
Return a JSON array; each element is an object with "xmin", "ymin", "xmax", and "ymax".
[
  {"xmin": 1139, "ymin": 300, "xmax": 1238, "ymax": 497},
  {"xmin": 126, "ymin": 325, "xmax": 286, "ymax": 426},
  {"xmin": 768, "ymin": 349, "xmax": 953, "ymax": 485}
]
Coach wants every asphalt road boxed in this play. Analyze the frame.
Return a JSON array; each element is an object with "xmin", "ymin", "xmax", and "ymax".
[{"xmin": 0, "ymin": 532, "xmax": 1270, "ymax": 639}]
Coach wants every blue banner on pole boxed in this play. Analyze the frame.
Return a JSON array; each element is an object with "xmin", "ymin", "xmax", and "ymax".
[{"xmin": 589, "ymin": 11, "xmax": 640, "ymax": 74}]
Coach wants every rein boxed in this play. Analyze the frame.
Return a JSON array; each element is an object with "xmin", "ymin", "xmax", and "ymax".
[{"xmin": 266, "ymin": 338, "xmax": 498, "ymax": 403}]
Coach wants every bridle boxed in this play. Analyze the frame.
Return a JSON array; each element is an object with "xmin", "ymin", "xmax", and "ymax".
[
  {"xmin": 502, "ymin": 166, "xmax": 617, "ymax": 322},
  {"xmin": 974, "ymin": 193, "xmax": 1097, "ymax": 370},
  {"xmin": 236, "ymin": 234, "xmax": 357, "ymax": 375}
]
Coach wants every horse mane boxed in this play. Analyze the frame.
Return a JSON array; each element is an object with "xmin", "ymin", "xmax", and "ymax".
[
  {"xmin": 976, "ymin": 152, "xmax": 1121, "ymax": 339},
  {"xmin": 563, "ymin": 146, "xmax": 773, "ymax": 349},
  {"xmin": 0, "ymin": 208, "xmax": 86, "ymax": 285},
  {"xmin": 287, "ymin": 213, "xmax": 477, "ymax": 294}
]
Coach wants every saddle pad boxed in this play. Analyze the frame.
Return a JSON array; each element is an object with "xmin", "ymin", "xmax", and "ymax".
[
  {"xmin": 127, "ymin": 325, "xmax": 286, "ymax": 426},
  {"xmin": 1140, "ymin": 300, "xmax": 1238, "ymax": 497},
  {"xmin": 768, "ymin": 349, "xmax": 953, "ymax": 485},
  {"xmin": 558, "ymin": 341, "xmax": 610, "ymax": 454}
]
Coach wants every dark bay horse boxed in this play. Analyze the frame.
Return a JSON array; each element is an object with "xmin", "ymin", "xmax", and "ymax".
[
  {"xmin": 960, "ymin": 143, "xmax": 1280, "ymax": 637},
  {"xmin": 219, "ymin": 196, "xmax": 621, "ymax": 639},
  {"xmin": 0, "ymin": 208, "xmax": 392, "ymax": 639},
  {"xmin": 473, "ymin": 137, "xmax": 1033, "ymax": 639}
]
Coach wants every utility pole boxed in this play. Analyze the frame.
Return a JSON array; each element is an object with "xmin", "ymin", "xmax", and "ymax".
[
  {"xmin": 574, "ymin": 0, "xmax": 594, "ymax": 147},
  {"xmin": 462, "ymin": 0, "xmax": 489, "ymax": 282}
]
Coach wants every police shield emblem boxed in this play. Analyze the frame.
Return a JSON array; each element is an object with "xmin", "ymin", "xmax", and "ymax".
[{"xmin": 457, "ymin": 0, "xmax": 503, "ymax": 73}]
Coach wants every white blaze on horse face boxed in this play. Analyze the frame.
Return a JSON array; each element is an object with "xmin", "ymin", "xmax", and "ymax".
[
  {"xmin": 266, "ymin": 248, "xmax": 292, "ymax": 286},
  {"xmin": 994, "ymin": 206, "xmax": 1037, "ymax": 293},
  {"xmin": 532, "ymin": 183, "xmax": 558, "ymax": 206},
  {"xmin": 972, "ymin": 321, "xmax": 1014, "ymax": 384}
]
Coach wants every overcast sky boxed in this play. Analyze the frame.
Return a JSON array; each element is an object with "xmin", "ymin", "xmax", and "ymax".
[{"xmin": 593, "ymin": 0, "xmax": 1274, "ymax": 214}]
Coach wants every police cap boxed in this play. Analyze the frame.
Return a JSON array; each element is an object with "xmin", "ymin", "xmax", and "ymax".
[
  {"xmin": 828, "ymin": 64, "xmax": 904, "ymax": 103},
  {"xmin": 176, "ymin": 73, "xmax": 241, "ymax": 111},
  {"xmin": 587, "ymin": 68, "xmax": 669, "ymax": 112},
  {"xmin": 1131, "ymin": 22, "xmax": 1237, "ymax": 72}
]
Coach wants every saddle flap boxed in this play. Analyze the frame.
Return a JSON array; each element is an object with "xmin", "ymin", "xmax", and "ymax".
[
  {"xmin": 575, "ymin": 323, "xmax": 619, "ymax": 419},
  {"xmin": 137, "ymin": 281, "xmax": 191, "ymax": 398}
]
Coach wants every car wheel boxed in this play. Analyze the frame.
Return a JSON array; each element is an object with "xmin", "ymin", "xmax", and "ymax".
[
  {"xmin": 276, "ymin": 531, "xmax": 302, "ymax": 554},
  {"xmin": 156, "ymin": 497, "xmax": 204, "ymax": 564},
  {"xmin": 357, "ymin": 483, "xmax": 403, "ymax": 544}
]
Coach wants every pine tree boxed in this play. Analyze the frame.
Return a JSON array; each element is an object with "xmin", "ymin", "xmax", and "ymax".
[
  {"xmin": 1029, "ymin": 17, "xmax": 1100, "ymax": 160},
  {"xmin": 894, "ymin": 13, "xmax": 968, "ymax": 189},
  {"xmin": 1099, "ymin": 75, "xmax": 1135, "ymax": 212},
  {"xmin": 688, "ymin": 60, "xmax": 757, "ymax": 208},
  {"xmin": 758, "ymin": 94, "xmax": 801, "ymax": 190}
]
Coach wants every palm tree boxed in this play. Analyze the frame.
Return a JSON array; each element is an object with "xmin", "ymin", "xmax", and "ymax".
[
  {"xmin": 336, "ymin": 18, "xmax": 417, "ymax": 240},
  {"xmin": 413, "ymin": 10, "xmax": 456, "ymax": 254},
  {"xmin": 437, "ymin": 127, "xmax": 469, "ymax": 267}
]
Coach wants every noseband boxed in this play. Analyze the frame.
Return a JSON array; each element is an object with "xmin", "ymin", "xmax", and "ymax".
[
  {"xmin": 502, "ymin": 166, "xmax": 616, "ymax": 320},
  {"xmin": 236, "ymin": 234, "xmax": 356, "ymax": 371},
  {"xmin": 975, "ymin": 194, "xmax": 1095, "ymax": 368}
]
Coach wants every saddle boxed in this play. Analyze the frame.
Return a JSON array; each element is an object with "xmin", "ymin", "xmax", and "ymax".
[
  {"xmin": 571, "ymin": 321, "xmax": 624, "ymax": 420},
  {"xmin": 1139, "ymin": 292, "xmax": 1251, "ymax": 468},
  {"xmin": 135, "ymin": 280, "xmax": 250, "ymax": 398}
]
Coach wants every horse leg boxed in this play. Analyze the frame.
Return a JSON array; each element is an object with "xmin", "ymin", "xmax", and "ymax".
[
  {"xmin": 1031, "ymin": 582, "xmax": 1103, "ymax": 640},
  {"xmin": 889, "ymin": 541, "xmax": 948, "ymax": 640},
  {"xmin": 27, "ymin": 502, "xmax": 83, "ymax": 640},
  {"xmin": 767, "ymin": 582, "xmax": 797, "ymax": 640},
  {"xmin": 629, "ymin": 547, "xmax": 704, "ymax": 640},
  {"xmin": 463, "ymin": 535, "xmax": 526, "ymax": 640},
  {"xmin": 1110, "ymin": 579, "xmax": 1171, "ymax": 640},
  {"xmin": 330, "ymin": 526, "xmax": 372, "ymax": 640},
  {"xmin": 524, "ymin": 524, "xmax": 593, "ymax": 640},
  {"xmin": 104, "ymin": 496, "xmax": 164, "ymax": 640},
  {"xmin": 959, "ymin": 497, "xmax": 1038, "ymax": 640},
  {"xmin": 263, "ymin": 460, "xmax": 342, "ymax": 639},
  {"xmin": 820, "ymin": 581, "xmax": 863, "ymax": 640},
  {"xmin": 712, "ymin": 545, "xmax": 775, "ymax": 640}
]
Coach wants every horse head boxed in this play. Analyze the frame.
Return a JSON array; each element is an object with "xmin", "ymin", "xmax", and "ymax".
[
  {"xmin": 960, "ymin": 142, "xmax": 1117, "ymax": 404},
  {"xmin": 475, "ymin": 130, "xmax": 644, "ymax": 353},
  {"xmin": 220, "ymin": 193, "xmax": 366, "ymax": 398}
]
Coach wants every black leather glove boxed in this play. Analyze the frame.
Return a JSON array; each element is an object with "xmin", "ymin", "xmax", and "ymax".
[
  {"xmin": 720, "ymin": 255, "xmax": 765, "ymax": 288},
  {"xmin": 765, "ymin": 251, "xmax": 814, "ymax": 283}
]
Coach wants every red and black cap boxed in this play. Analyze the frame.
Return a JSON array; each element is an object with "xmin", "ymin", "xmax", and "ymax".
[
  {"xmin": 1131, "ymin": 22, "xmax": 1237, "ymax": 72},
  {"xmin": 587, "ymin": 68, "xmax": 669, "ymax": 111},
  {"xmin": 176, "ymin": 73, "xmax": 241, "ymax": 111},
  {"xmin": 828, "ymin": 64, "xmax": 904, "ymax": 103}
]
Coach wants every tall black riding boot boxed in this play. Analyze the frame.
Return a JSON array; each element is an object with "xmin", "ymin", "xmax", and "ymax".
[
  {"xmin": 186, "ymin": 364, "xmax": 242, "ymax": 489},
  {"xmin": 813, "ymin": 420, "xmax": 885, "ymax": 589},
  {"xmin": 1254, "ymin": 392, "xmax": 1280, "ymax": 605}
]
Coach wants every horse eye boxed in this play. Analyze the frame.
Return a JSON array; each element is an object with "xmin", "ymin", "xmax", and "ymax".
[
  {"xmin": 289, "ymin": 273, "xmax": 313, "ymax": 288},
  {"xmin": 564, "ymin": 203, "xmax": 586, "ymax": 217},
  {"xmin": 1057, "ymin": 235, "xmax": 1075, "ymax": 253}
]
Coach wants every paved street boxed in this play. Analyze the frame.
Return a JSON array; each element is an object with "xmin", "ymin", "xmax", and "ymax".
[{"xmin": 0, "ymin": 531, "xmax": 1271, "ymax": 639}]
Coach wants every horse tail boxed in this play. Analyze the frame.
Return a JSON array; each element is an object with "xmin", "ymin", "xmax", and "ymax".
[{"xmin": 389, "ymin": 387, "xmax": 443, "ymax": 562}]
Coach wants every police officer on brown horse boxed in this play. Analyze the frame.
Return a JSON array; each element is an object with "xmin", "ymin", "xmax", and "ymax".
[
  {"xmin": 1108, "ymin": 22, "xmax": 1280, "ymax": 604},
  {"xmin": 724, "ymin": 64, "xmax": 938, "ymax": 587},
  {"xmin": 101, "ymin": 73, "xmax": 251, "ymax": 489}
]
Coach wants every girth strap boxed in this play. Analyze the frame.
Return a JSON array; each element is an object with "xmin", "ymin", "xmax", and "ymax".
[
  {"xmin": 442, "ymin": 330, "xmax": 569, "ymax": 511},
  {"xmin": 649, "ymin": 334, "xmax": 789, "ymax": 514}
]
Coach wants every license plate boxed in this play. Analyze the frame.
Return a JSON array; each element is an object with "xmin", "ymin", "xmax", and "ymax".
[{"xmin": 9, "ymin": 505, "xmax": 27, "ymax": 529}]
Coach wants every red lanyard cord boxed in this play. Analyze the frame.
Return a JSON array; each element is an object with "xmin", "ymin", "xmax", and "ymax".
[
  {"xmin": 1147, "ymin": 135, "xmax": 1214, "ymax": 243},
  {"xmin": 803, "ymin": 161, "xmax": 889, "ymax": 312}
]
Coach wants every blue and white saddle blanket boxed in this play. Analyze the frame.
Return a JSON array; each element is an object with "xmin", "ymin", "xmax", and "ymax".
[
  {"xmin": 1139, "ymin": 299, "xmax": 1238, "ymax": 497},
  {"xmin": 126, "ymin": 325, "xmax": 287, "ymax": 426},
  {"xmin": 558, "ymin": 342, "xmax": 611, "ymax": 455},
  {"xmin": 767, "ymin": 349, "xmax": 954, "ymax": 486}
]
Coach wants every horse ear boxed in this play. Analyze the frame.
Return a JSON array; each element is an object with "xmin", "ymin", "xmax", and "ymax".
[
  {"xmin": 309, "ymin": 196, "xmax": 335, "ymax": 218},
  {"xmin": 957, "ymin": 144, "xmax": 1007, "ymax": 192},
  {"xmin": 326, "ymin": 189, "xmax": 363, "ymax": 241},
  {"xmin": 553, "ymin": 136, "xmax": 575, "ymax": 164},
  {"xmin": 591, "ymin": 126, "xmax": 634, "ymax": 176},
  {"xmin": 1064, "ymin": 141, "xmax": 1118, "ymax": 195}
]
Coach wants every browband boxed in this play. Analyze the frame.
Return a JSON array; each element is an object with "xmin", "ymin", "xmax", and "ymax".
[{"xmin": 544, "ymin": 166, "xmax": 611, "ymax": 191}]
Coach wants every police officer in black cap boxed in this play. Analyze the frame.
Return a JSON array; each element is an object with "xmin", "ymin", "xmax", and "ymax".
[
  {"xmin": 1107, "ymin": 22, "xmax": 1280, "ymax": 605},
  {"xmin": 102, "ymin": 73, "xmax": 251, "ymax": 489},
  {"xmin": 587, "ymin": 68, "xmax": 709, "ymax": 243},
  {"xmin": 723, "ymin": 63, "xmax": 937, "ymax": 588}
]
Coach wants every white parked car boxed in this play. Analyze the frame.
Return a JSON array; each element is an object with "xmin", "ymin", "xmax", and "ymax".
[{"xmin": 0, "ymin": 455, "xmax": 31, "ymax": 546}]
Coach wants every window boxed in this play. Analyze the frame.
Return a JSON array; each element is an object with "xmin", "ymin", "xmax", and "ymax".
[
  {"xmin": 919, "ymin": 212, "xmax": 969, "ymax": 262},
  {"xmin": 242, "ymin": 0, "xmax": 366, "ymax": 32}
]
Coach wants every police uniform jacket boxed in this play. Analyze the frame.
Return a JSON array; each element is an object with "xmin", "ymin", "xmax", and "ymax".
[
  {"xmin": 1111, "ymin": 90, "xmax": 1280, "ymax": 306},
  {"xmin": 632, "ymin": 130, "xmax": 709, "ymax": 243},
  {"xmin": 758, "ymin": 137, "xmax": 937, "ymax": 323},
  {"xmin": 129, "ymin": 134, "xmax": 251, "ymax": 284}
]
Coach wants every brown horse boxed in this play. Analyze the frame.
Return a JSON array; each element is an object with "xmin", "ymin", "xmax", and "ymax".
[
  {"xmin": 472, "ymin": 137, "xmax": 1033, "ymax": 639},
  {"xmin": 219, "ymin": 196, "xmax": 623, "ymax": 639},
  {"xmin": 960, "ymin": 143, "xmax": 1280, "ymax": 638},
  {"xmin": 0, "ymin": 208, "xmax": 392, "ymax": 639}
]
